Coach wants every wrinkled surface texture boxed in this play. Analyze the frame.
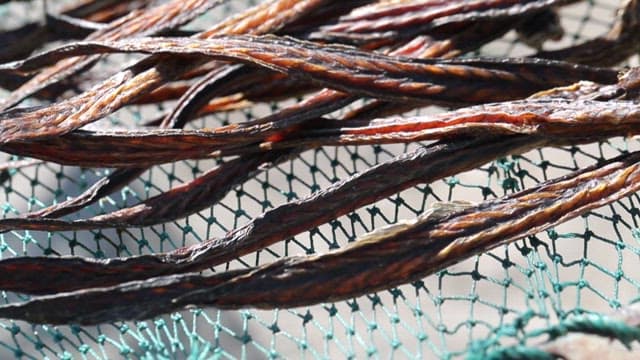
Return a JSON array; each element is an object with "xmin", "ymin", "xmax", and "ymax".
[{"xmin": 1, "ymin": 0, "xmax": 640, "ymax": 359}]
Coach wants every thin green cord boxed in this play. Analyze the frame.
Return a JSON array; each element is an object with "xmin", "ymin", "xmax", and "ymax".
[
  {"xmin": 469, "ymin": 313, "xmax": 640, "ymax": 359},
  {"xmin": 469, "ymin": 346, "xmax": 555, "ymax": 360}
]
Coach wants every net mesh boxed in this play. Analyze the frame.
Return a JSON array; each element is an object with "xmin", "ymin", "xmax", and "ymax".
[{"xmin": 0, "ymin": 0, "xmax": 638, "ymax": 358}]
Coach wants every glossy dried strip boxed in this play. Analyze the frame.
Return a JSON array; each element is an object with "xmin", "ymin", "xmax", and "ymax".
[
  {"xmin": 0, "ymin": 0, "xmax": 335, "ymax": 222},
  {"xmin": 160, "ymin": 31, "xmax": 442, "ymax": 143},
  {"xmin": 0, "ymin": 32, "xmax": 530, "ymax": 230},
  {"xmin": 308, "ymin": 0, "xmax": 576, "ymax": 45},
  {"xmin": 247, "ymin": 98, "xmax": 640, "ymax": 152},
  {"xmin": 535, "ymin": 0, "xmax": 640, "ymax": 66},
  {"xmin": 0, "ymin": 0, "xmax": 151, "ymax": 64},
  {"xmin": 187, "ymin": 20, "xmax": 518, "ymax": 143},
  {"xmin": 2, "ymin": 146, "xmax": 640, "ymax": 324},
  {"xmin": 0, "ymin": 35, "xmax": 617, "ymax": 144},
  {"xmin": 2, "ymin": 66, "xmax": 635, "ymax": 295},
  {"xmin": 284, "ymin": 18, "xmax": 545, "ymax": 125},
  {"xmin": 4, "ymin": 97, "xmax": 640, "ymax": 167},
  {"xmin": 61, "ymin": 0, "xmax": 343, "ymax": 216},
  {"xmin": 0, "ymin": 0, "xmax": 227, "ymax": 110},
  {"xmin": 17, "ymin": 34, "xmax": 456, "ymax": 228},
  {"xmin": 0, "ymin": 1, "xmax": 334, "ymax": 142},
  {"xmin": 129, "ymin": 9, "xmax": 525, "ymax": 105},
  {"xmin": 4, "ymin": 96, "xmax": 640, "ymax": 240},
  {"xmin": 0, "ymin": 135, "xmax": 545, "ymax": 294},
  {"xmin": 38, "ymin": 29, "xmax": 484, "ymax": 217}
]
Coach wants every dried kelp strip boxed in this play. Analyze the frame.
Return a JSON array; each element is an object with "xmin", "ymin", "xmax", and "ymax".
[
  {"xmin": 0, "ymin": 0, "xmax": 335, "ymax": 224},
  {"xmin": 44, "ymin": 14, "xmax": 107, "ymax": 38},
  {"xmin": 515, "ymin": 7, "xmax": 563, "ymax": 49},
  {"xmin": 73, "ymin": 0, "xmax": 342, "ymax": 208},
  {"xmin": 5, "ymin": 85, "xmax": 640, "ymax": 293},
  {"xmin": 3, "ymin": 95, "xmax": 640, "ymax": 244},
  {"xmin": 2, "ymin": 146, "xmax": 639, "ymax": 324},
  {"xmin": 0, "ymin": 135, "xmax": 541, "ymax": 295},
  {"xmin": 0, "ymin": 151, "xmax": 290, "ymax": 234},
  {"xmin": 4, "ymin": 97, "xmax": 640, "ymax": 167},
  {"xmin": 305, "ymin": 15, "xmax": 563, "ymax": 124},
  {"xmin": 0, "ymin": 0, "xmax": 150, "ymax": 93},
  {"xmin": 159, "ymin": 65, "xmax": 292, "ymax": 129},
  {"xmin": 536, "ymin": 0, "xmax": 640, "ymax": 66},
  {"xmin": 161, "ymin": 17, "xmax": 519, "ymax": 126},
  {"xmin": 282, "ymin": 18, "xmax": 543, "ymax": 125},
  {"xmin": 0, "ymin": 0, "xmax": 228, "ymax": 110},
  {"xmin": 244, "ymin": 98, "xmax": 640, "ymax": 152},
  {"xmin": 0, "ymin": 35, "xmax": 617, "ymax": 144},
  {"xmin": 15, "ymin": 34, "xmax": 447, "ymax": 229},
  {"xmin": 0, "ymin": 33, "xmax": 525, "ymax": 230},
  {"xmin": 6, "ymin": 36, "xmax": 617, "ymax": 101},
  {"xmin": 160, "ymin": 31, "xmax": 440, "ymax": 139},
  {"xmin": 4, "ymin": 69, "xmax": 638, "ymax": 272},
  {"xmin": 127, "ymin": 9, "xmax": 527, "ymax": 106},
  {"xmin": 530, "ymin": 67, "xmax": 640, "ymax": 102},
  {"xmin": 0, "ymin": 0, "xmax": 152, "ymax": 64},
  {"xmin": 209, "ymin": 21, "xmax": 522, "ymax": 144},
  {"xmin": 307, "ymin": 0, "xmax": 576, "ymax": 45},
  {"xmin": 24, "ymin": 70, "xmax": 299, "ymax": 218},
  {"xmin": 0, "ymin": 1, "xmax": 334, "ymax": 141},
  {"xmin": 30, "ymin": 29, "xmax": 487, "ymax": 223}
]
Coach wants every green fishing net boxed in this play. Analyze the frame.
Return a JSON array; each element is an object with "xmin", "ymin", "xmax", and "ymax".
[{"xmin": 0, "ymin": 0, "xmax": 638, "ymax": 358}]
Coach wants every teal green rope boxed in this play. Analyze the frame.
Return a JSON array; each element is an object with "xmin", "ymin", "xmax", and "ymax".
[
  {"xmin": 468, "ymin": 346, "xmax": 554, "ymax": 360},
  {"xmin": 531, "ymin": 314, "xmax": 640, "ymax": 349},
  {"xmin": 468, "ymin": 313, "xmax": 640, "ymax": 359}
]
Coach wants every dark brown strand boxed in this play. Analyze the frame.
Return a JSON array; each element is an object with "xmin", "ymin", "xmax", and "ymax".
[
  {"xmin": 0, "ymin": 35, "xmax": 617, "ymax": 145},
  {"xmin": 0, "ymin": 0, "xmax": 228, "ymax": 110},
  {"xmin": 0, "ymin": 0, "xmax": 335, "ymax": 220},
  {"xmin": 535, "ymin": 0, "xmax": 640, "ymax": 66},
  {"xmin": 0, "ymin": 0, "xmax": 154, "ymax": 64},
  {"xmin": 2, "ymin": 97, "xmax": 639, "ymax": 167},
  {"xmin": 7, "ymin": 80, "xmax": 640, "ymax": 294},
  {"xmin": 11, "ymin": 32, "xmax": 475, "ymax": 240},
  {"xmin": 307, "ymin": 0, "xmax": 576, "ymax": 45},
  {"xmin": 1, "ymin": 146, "xmax": 638, "ymax": 324},
  {"xmin": 0, "ymin": 135, "xmax": 544, "ymax": 294}
]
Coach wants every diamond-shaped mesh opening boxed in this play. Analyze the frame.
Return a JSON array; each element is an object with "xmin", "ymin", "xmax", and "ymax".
[{"xmin": 0, "ymin": 0, "xmax": 638, "ymax": 358}]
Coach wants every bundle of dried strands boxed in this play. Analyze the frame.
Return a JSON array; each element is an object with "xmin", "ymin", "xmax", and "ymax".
[{"xmin": 0, "ymin": 1, "xmax": 640, "ymax": 339}]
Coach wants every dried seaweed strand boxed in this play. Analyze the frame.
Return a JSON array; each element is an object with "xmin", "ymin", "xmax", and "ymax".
[
  {"xmin": 0, "ymin": 35, "xmax": 617, "ymax": 145},
  {"xmin": 4, "ymin": 70, "xmax": 640, "ymax": 294},
  {"xmin": 1, "ymin": 0, "xmax": 335, "ymax": 221},
  {"xmin": 3, "ymin": 97, "xmax": 639, "ymax": 167},
  {"xmin": 126, "ymin": 5, "xmax": 549, "ymax": 105},
  {"xmin": 0, "ymin": 135, "xmax": 546, "ymax": 294},
  {"xmin": 535, "ymin": 0, "xmax": 640, "ymax": 66},
  {"xmin": 0, "ymin": 0, "xmax": 227, "ymax": 110},
  {"xmin": 6, "ymin": 65, "xmax": 638, "ymax": 232},
  {"xmin": 20, "ymin": 34, "xmax": 452, "ymax": 222},
  {"xmin": 308, "ymin": 0, "xmax": 576, "ymax": 45},
  {"xmin": 0, "ymin": 0, "xmax": 153, "ymax": 64},
  {"xmin": 1, "ymin": 145, "xmax": 639, "ymax": 324},
  {"xmin": 12, "ymin": 34, "xmax": 460, "ymax": 231}
]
